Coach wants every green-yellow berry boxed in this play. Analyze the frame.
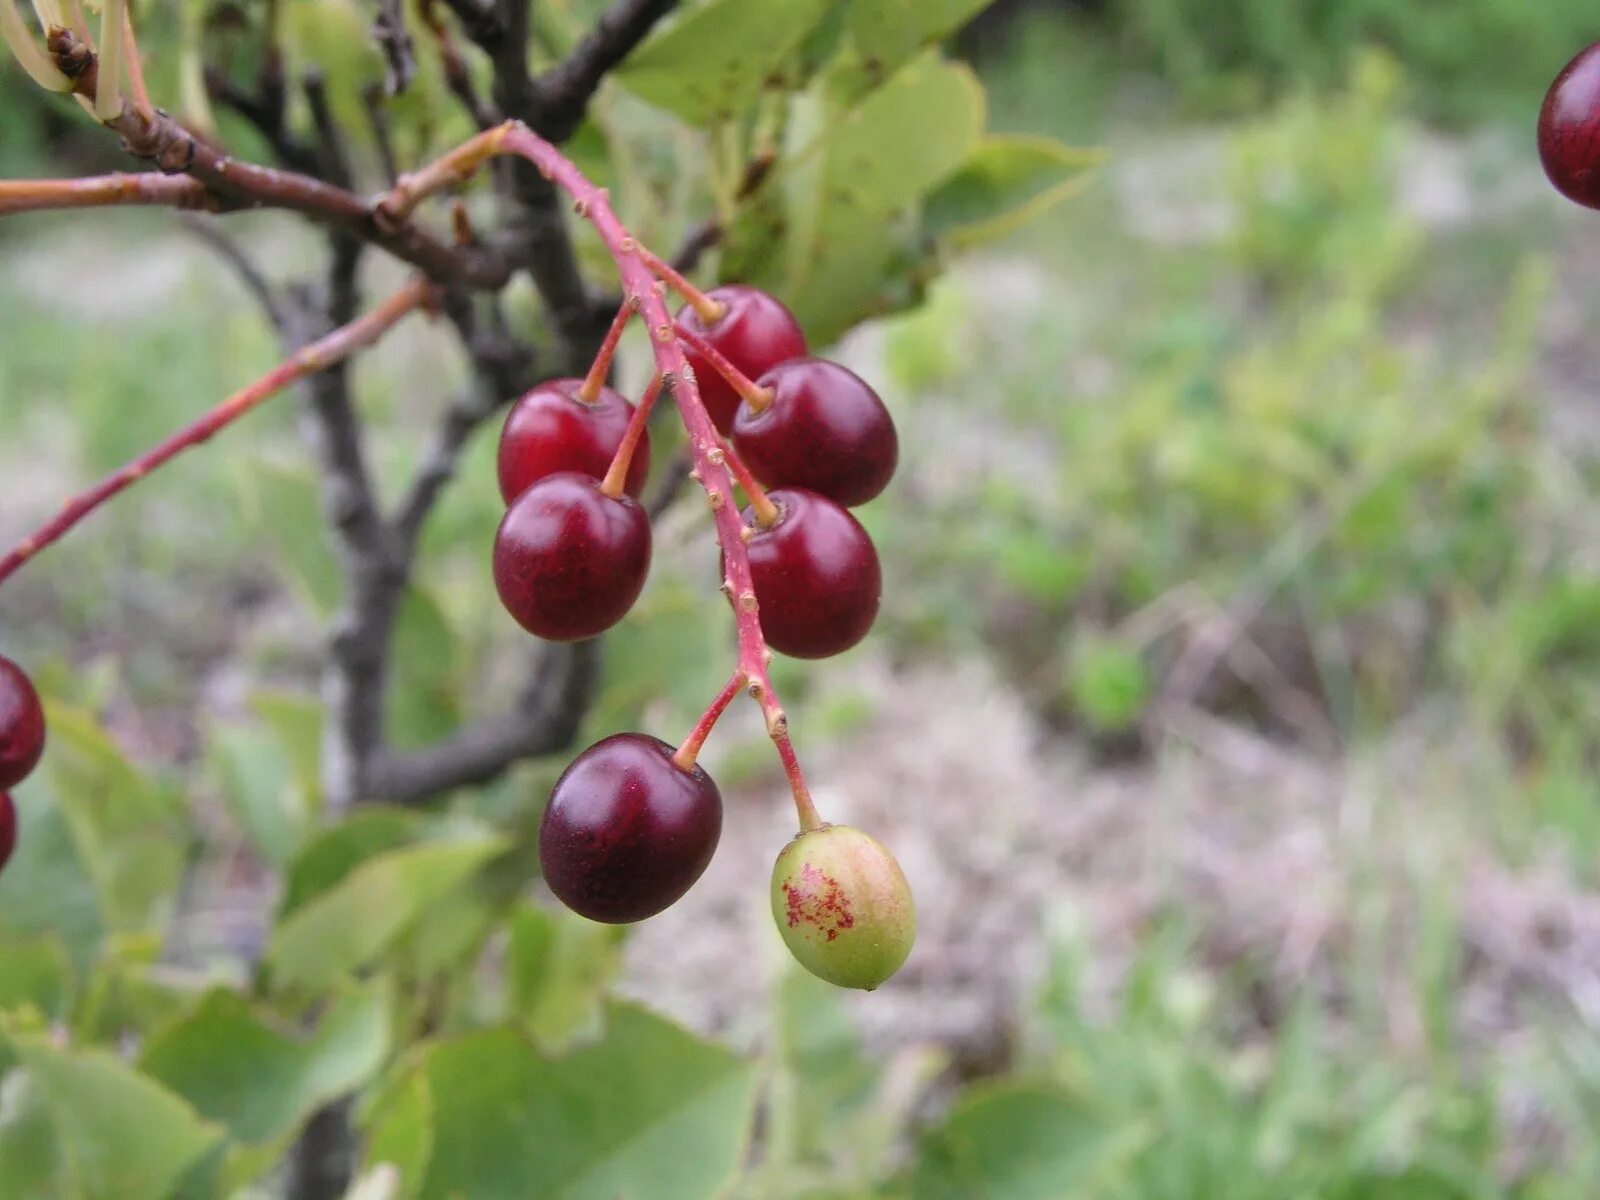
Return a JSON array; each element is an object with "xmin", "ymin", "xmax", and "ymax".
[{"xmin": 770, "ymin": 824, "xmax": 915, "ymax": 990}]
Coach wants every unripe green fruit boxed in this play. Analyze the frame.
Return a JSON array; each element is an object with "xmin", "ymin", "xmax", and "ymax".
[{"xmin": 770, "ymin": 824, "xmax": 915, "ymax": 991}]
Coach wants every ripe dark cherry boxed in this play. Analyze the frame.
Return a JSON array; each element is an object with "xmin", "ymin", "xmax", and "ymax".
[
  {"xmin": 741, "ymin": 489, "xmax": 881, "ymax": 659},
  {"xmin": 0, "ymin": 792, "xmax": 14, "ymax": 875},
  {"xmin": 676, "ymin": 285, "xmax": 807, "ymax": 433},
  {"xmin": 734, "ymin": 358, "xmax": 898, "ymax": 507},
  {"xmin": 539, "ymin": 733, "xmax": 723, "ymax": 923},
  {"xmin": 497, "ymin": 378, "xmax": 650, "ymax": 504},
  {"xmin": 493, "ymin": 472, "xmax": 652, "ymax": 642},
  {"xmin": 1540, "ymin": 42, "xmax": 1600, "ymax": 208},
  {"xmin": 0, "ymin": 656, "xmax": 45, "ymax": 790}
]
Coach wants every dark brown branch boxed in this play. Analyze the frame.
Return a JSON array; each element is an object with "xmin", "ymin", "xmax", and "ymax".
[
  {"xmin": 285, "ymin": 239, "xmax": 408, "ymax": 811},
  {"xmin": 285, "ymin": 1101, "xmax": 357, "ymax": 1200},
  {"xmin": 371, "ymin": 0, "xmax": 417, "ymax": 96},
  {"xmin": 394, "ymin": 292, "xmax": 540, "ymax": 549},
  {"xmin": 303, "ymin": 73, "xmax": 354, "ymax": 189},
  {"xmin": 369, "ymin": 640, "xmax": 600, "ymax": 806},
  {"xmin": 531, "ymin": 0, "xmax": 679, "ymax": 143},
  {"xmin": 206, "ymin": 64, "xmax": 321, "ymax": 177},
  {"xmin": 361, "ymin": 84, "xmax": 401, "ymax": 184},
  {"xmin": 49, "ymin": 28, "xmax": 510, "ymax": 289},
  {"xmin": 420, "ymin": 0, "xmax": 498, "ymax": 130}
]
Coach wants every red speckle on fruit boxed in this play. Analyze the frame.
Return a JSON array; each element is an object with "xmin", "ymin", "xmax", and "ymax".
[{"xmin": 784, "ymin": 862, "xmax": 855, "ymax": 940}]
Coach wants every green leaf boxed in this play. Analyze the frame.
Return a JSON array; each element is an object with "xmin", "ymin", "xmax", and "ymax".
[
  {"xmin": 1, "ymin": 1020, "xmax": 223, "ymax": 1200},
  {"xmin": 209, "ymin": 722, "xmax": 311, "ymax": 868},
  {"xmin": 364, "ymin": 1005, "xmax": 758, "ymax": 1200},
  {"xmin": 777, "ymin": 53, "xmax": 984, "ymax": 342},
  {"xmin": 280, "ymin": 808, "xmax": 420, "ymax": 918},
  {"xmin": 0, "ymin": 930, "xmax": 75, "ymax": 1020},
  {"xmin": 925, "ymin": 135, "xmax": 1104, "ymax": 248},
  {"xmin": 616, "ymin": 0, "xmax": 831, "ymax": 126},
  {"xmin": 41, "ymin": 703, "xmax": 188, "ymax": 937},
  {"xmin": 267, "ymin": 836, "xmax": 509, "ymax": 992},
  {"xmin": 364, "ymin": 1066, "xmax": 435, "ymax": 1196},
  {"xmin": 388, "ymin": 586, "xmax": 466, "ymax": 747},
  {"xmin": 913, "ymin": 1082, "xmax": 1139, "ymax": 1200},
  {"xmin": 0, "ymin": 777, "xmax": 105, "ymax": 971},
  {"xmin": 250, "ymin": 689, "xmax": 326, "ymax": 809},
  {"xmin": 506, "ymin": 904, "xmax": 625, "ymax": 1051},
  {"xmin": 846, "ymin": 0, "xmax": 995, "ymax": 76},
  {"xmin": 240, "ymin": 460, "xmax": 341, "ymax": 617},
  {"xmin": 139, "ymin": 981, "xmax": 392, "ymax": 1147},
  {"xmin": 0, "ymin": 1071, "xmax": 69, "ymax": 1200}
]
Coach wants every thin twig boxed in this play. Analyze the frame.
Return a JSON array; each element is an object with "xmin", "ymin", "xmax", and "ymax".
[
  {"xmin": 0, "ymin": 275, "xmax": 432, "ymax": 588},
  {"xmin": 369, "ymin": 640, "xmax": 600, "ymax": 805},
  {"xmin": 0, "ymin": 172, "xmax": 225, "ymax": 215},
  {"xmin": 530, "ymin": 0, "xmax": 679, "ymax": 143},
  {"xmin": 47, "ymin": 27, "xmax": 511, "ymax": 289},
  {"xmin": 370, "ymin": 0, "xmax": 416, "ymax": 96}
]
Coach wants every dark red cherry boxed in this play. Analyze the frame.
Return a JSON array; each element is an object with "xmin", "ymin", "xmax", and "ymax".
[
  {"xmin": 733, "ymin": 358, "xmax": 898, "ymax": 507},
  {"xmin": 741, "ymin": 489, "xmax": 881, "ymax": 659},
  {"xmin": 676, "ymin": 285, "xmax": 807, "ymax": 433},
  {"xmin": 493, "ymin": 472, "xmax": 652, "ymax": 642},
  {"xmin": 0, "ymin": 792, "xmax": 13, "ymax": 875},
  {"xmin": 497, "ymin": 378, "xmax": 650, "ymax": 504},
  {"xmin": 1540, "ymin": 42, "xmax": 1600, "ymax": 208},
  {"xmin": 539, "ymin": 732, "xmax": 723, "ymax": 923},
  {"xmin": 0, "ymin": 657, "xmax": 45, "ymax": 790}
]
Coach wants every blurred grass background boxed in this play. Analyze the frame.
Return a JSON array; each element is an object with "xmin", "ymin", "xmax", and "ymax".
[{"xmin": 8, "ymin": 1, "xmax": 1600, "ymax": 1194}]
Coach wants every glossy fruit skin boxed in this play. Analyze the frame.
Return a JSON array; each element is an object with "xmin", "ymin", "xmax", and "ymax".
[
  {"xmin": 497, "ymin": 378, "xmax": 650, "ymax": 504},
  {"xmin": 734, "ymin": 358, "xmax": 898, "ymax": 507},
  {"xmin": 0, "ymin": 657, "xmax": 45, "ymax": 790},
  {"xmin": 1540, "ymin": 42, "xmax": 1600, "ymax": 208},
  {"xmin": 540, "ymin": 733, "xmax": 723, "ymax": 923},
  {"xmin": 742, "ymin": 489, "xmax": 880, "ymax": 659},
  {"xmin": 771, "ymin": 825, "xmax": 915, "ymax": 990},
  {"xmin": 493, "ymin": 472, "xmax": 652, "ymax": 642},
  {"xmin": 677, "ymin": 285, "xmax": 807, "ymax": 433}
]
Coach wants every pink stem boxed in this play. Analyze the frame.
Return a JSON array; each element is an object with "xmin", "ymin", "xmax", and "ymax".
[
  {"xmin": 0, "ymin": 173, "xmax": 220, "ymax": 214},
  {"xmin": 636, "ymin": 242, "xmax": 724, "ymax": 324},
  {"xmin": 599, "ymin": 372, "xmax": 662, "ymax": 499},
  {"xmin": 578, "ymin": 294, "xmax": 637, "ymax": 403},
  {"xmin": 674, "ymin": 324, "xmax": 773, "ymax": 411},
  {"xmin": 0, "ymin": 278, "xmax": 433, "ymax": 587},
  {"xmin": 718, "ymin": 440, "xmax": 779, "ymax": 527},
  {"xmin": 673, "ymin": 671, "xmax": 746, "ymax": 770}
]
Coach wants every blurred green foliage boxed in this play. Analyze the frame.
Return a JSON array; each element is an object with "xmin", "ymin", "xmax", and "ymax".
[
  {"xmin": 1097, "ymin": 0, "xmax": 1598, "ymax": 122},
  {"xmin": 5, "ymin": 3, "xmax": 1600, "ymax": 1198}
]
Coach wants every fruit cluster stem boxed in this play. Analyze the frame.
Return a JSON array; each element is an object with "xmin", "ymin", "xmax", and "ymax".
[
  {"xmin": 673, "ymin": 324, "xmax": 774, "ymax": 411},
  {"xmin": 0, "ymin": 278, "xmax": 434, "ymax": 588},
  {"xmin": 598, "ymin": 372, "xmax": 663, "ymax": 499},
  {"xmin": 378, "ymin": 120, "xmax": 820, "ymax": 828},
  {"xmin": 636, "ymin": 243, "xmax": 724, "ymax": 325},
  {"xmin": 719, "ymin": 442, "xmax": 780, "ymax": 528},
  {"xmin": 673, "ymin": 671, "xmax": 746, "ymax": 770},
  {"xmin": 578, "ymin": 294, "xmax": 637, "ymax": 404}
]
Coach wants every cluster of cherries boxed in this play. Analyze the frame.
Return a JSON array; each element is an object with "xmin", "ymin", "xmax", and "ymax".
[
  {"xmin": 0, "ymin": 655, "xmax": 46, "ymax": 873},
  {"xmin": 492, "ymin": 282, "xmax": 895, "ymax": 658},
  {"xmin": 491, "ymin": 277, "xmax": 914, "ymax": 989},
  {"xmin": 0, "ymin": 277, "xmax": 913, "ymax": 990}
]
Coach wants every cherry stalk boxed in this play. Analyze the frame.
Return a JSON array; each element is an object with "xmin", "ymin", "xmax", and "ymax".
[{"xmin": 0, "ymin": 278, "xmax": 435, "ymax": 587}]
